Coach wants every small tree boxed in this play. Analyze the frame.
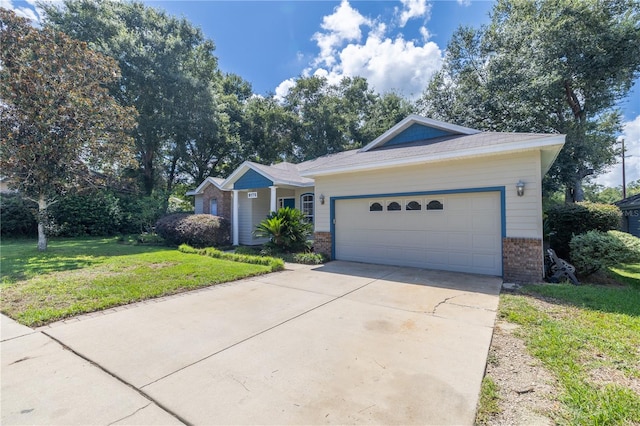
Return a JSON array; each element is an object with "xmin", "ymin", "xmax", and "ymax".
[
  {"xmin": 0, "ymin": 9, "xmax": 137, "ymax": 250},
  {"xmin": 254, "ymin": 207, "xmax": 313, "ymax": 253}
]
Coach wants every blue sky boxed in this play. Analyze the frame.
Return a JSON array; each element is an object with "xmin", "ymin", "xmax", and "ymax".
[{"xmin": 3, "ymin": 0, "xmax": 638, "ymax": 186}]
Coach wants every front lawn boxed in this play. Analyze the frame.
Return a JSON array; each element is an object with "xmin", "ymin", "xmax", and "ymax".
[
  {"xmin": 498, "ymin": 283, "xmax": 640, "ymax": 424},
  {"xmin": 0, "ymin": 237, "xmax": 271, "ymax": 326}
]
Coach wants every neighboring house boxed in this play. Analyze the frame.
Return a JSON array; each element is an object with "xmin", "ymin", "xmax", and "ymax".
[
  {"xmin": 191, "ymin": 114, "xmax": 566, "ymax": 282},
  {"xmin": 615, "ymin": 194, "xmax": 640, "ymax": 238}
]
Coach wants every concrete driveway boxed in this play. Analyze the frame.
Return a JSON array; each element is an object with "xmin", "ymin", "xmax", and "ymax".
[{"xmin": 1, "ymin": 261, "xmax": 502, "ymax": 425}]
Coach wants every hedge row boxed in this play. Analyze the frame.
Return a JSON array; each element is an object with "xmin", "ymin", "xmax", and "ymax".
[
  {"xmin": 178, "ymin": 244, "xmax": 284, "ymax": 272},
  {"xmin": 570, "ymin": 230, "xmax": 640, "ymax": 275},
  {"xmin": 546, "ymin": 202, "xmax": 622, "ymax": 259},
  {"xmin": 156, "ymin": 214, "xmax": 229, "ymax": 248},
  {"xmin": 1, "ymin": 191, "xmax": 178, "ymax": 237}
]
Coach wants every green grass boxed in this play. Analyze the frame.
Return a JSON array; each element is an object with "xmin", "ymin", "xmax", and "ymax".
[
  {"xmin": 475, "ymin": 376, "xmax": 501, "ymax": 424},
  {"xmin": 500, "ymin": 283, "xmax": 640, "ymax": 425},
  {"xmin": 0, "ymin": 237, "xmax": 271, "ymax": 326},
  {"xmin": 608, "ymin": 262, "xmax": 640, "ymax": 288}
]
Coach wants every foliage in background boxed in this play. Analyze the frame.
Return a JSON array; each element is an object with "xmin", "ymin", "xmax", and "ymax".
[
  {"xmin": 254, "ymin": 207, "xmax": 313, "ymax": 253},
  {"xmin": 43, "ymin": 0, "xmax": 223, "ymax": 196},
  {"xmin": 0, "ymin": 9, "xmax": 137, "ymax": 250},
  {"xmin": 570, "ymin": 230, "xmax": 640, "ymax": 276},
  {"xmin": 49, "ymin": 191, "xmax": 123, "ymax": 237},
  {"xmin": 0, "ymin": 193, "xmax": 37, "ymax": 236},
  {"xmin": 417, "ymin": 0, "xmax": 640, "ymax": 202},
  {"xmin": 156, "ymin": 213, "xmax": 230, "ymax": 248},
  {"xmin": 178, "ymin": 244, "xmax": 284, "ymax": 272},
  {"xmin": 546, "ymin": 202, "xmax": 622, "ymax": 258}
]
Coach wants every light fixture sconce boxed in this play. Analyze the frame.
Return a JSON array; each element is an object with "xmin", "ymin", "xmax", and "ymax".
[
  {"xmin": 516, "ymin": 180, "xmax": 525, "ymax": 197},
  {"xmin": 319, "ymin": 194, "xmax": 325, "ymax": 205}
]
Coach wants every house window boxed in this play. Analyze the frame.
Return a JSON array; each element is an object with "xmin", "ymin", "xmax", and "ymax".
[
  {"xmin": 387, "ymin": 201, "xmax": 402, "ymax": 211},
  {"xmin": 406, "ymin": 200, "xmax": 422, "ymax": 211},
  {"xmin": 427, "ymin": 200, "xmax": 444, "ymax": 210},
  {"xmin": 210, "ymin": 199, "xmax": 218, "ymax": 216},
  {"xmin": 369, "ymin": 202, "xmax": 383, "ymax": 212},
  {"xmin": 301, "ymin": 193, "xmax": 314, "ymax": 223}
]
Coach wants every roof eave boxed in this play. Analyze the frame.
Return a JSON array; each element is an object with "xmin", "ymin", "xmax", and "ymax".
[{"xmin": 302, "ymin": 135, "xmax": 566, "ymax": 177}]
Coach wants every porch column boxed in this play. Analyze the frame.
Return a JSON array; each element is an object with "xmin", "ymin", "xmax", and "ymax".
[
  {"xmin": 232, "ymin": 190, "xmax": 239, "ymax": 246},
  {"xmin": 269, "ymin": 185, "xmax": 277, "ymax": 213}
]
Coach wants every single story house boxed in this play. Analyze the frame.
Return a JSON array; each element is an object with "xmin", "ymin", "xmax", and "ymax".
[
  {"xmin": 189, "ymin": 114, "xmax": 565, "ymax": 283},
  {"xmin": 615, "ymin": 194, "xmax": 640, "ymax": 238}
]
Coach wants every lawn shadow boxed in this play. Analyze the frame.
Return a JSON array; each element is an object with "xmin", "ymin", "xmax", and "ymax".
[
  {"xmin": 1, "ymin": 237, "xmax": 168, "ymax": 284},
  {"xmin": 520, "ymin": 283, "xmax": 640, "ymax": 318}
]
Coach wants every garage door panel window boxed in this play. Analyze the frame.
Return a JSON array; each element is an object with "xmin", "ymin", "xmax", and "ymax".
[
  {"xmin": 369, "ymin": 201, "xmax": 383, "ymax": 212},
  {"xmin": 426, "ymin": 200, "xmax": 444, "ymax": 210},
  {"xmin": 387, "ymin": 201, "xmax": 402, "ymax": 211},
  {"xmin": 406, "ymin": 200, "xmax": 422, "ymax": 211}
]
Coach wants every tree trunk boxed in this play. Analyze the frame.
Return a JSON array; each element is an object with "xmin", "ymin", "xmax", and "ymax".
[
  {"xmin": 565, "ymin": 179, "xmax": 585, "ymax": 203},
  {"xmin": 37, "ymin": 194, "xmax": 48, "ymax": 251}
]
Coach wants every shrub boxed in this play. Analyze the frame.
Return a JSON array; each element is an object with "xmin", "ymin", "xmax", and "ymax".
[
  {"xmin": 570, "ymin": 230, "xmax": 640, "ymax": 275},
  {"xmin": 0, "ymin": 193, "xmax": 37, "ymax": 236},
  {"xmin": 547, "ymin": 202, "xmax": 621, "ymax": 258},
  {"xmin": 118, "ymin": 192, "xmax": 166, "ymax": 234},
  {"xmin": 179, "ymin": 244, "xmax": 284, "ymax": 272},
  {"xmin": 156, "ymin": 214, "xmax": 230, "ymax": 248},
  {"xmin": 254, "ymin": 207, "xmax": 312, "ymax": 252},
  {"xmin": 49, "ymin": 191, "xmax": 123, "ymax": 237}
]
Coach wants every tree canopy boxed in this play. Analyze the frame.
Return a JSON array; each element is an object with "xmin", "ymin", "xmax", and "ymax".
[
  {"xmin": 418, "ymin": 0, "xmax": 640, "ymax": 202},
  {"xmin": 0, "ymin": 8, "xmax": 137, "ymax": 250}
]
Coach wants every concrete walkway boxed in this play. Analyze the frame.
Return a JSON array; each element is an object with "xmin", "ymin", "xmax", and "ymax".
[{"xmin": 1, "ymin": 261, "xmax": 502, "ymax": 425}]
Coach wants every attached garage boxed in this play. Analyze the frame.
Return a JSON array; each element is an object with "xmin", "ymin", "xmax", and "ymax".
[{"xmin": 334, "ymin": 191, "xmax": 503, "ymax": 276}]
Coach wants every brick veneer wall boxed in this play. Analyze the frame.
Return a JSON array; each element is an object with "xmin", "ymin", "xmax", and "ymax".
[
  {"xmin": 202, "ymin": 184, "xmax": 231, "ymax": 220},
  {"xmin": 503, "ymin": 237, "xmax": 544, "ymax": 283},
  {"xmin": 314, "ymin": 232, "xmax": 332, "ymax": 259}
]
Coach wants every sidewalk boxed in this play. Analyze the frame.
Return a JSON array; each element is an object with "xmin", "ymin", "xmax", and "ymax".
[{"xmin": 1, "ymin": 314, "xmax": 182, "ymax": 425}]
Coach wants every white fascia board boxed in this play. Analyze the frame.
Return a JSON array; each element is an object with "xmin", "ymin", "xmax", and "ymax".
[
  {"xmin": 360, "ymin": 114, "xmax": 481, "ymax": 152},
  {"xmin": 191, "ymin": 177, "xmax": 226, "ymax": 194},
  {"xmin": 303, "ymin": 135, "xmax": 566, "ymax": 177}
]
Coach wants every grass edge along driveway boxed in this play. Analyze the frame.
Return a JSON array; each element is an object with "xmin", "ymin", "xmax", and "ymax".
[
  {"xmin": 1, "ymin": 238, "xmax": 274, "ymax": 327},
  {"xmin": 495, "ymin": 283, "xmax": 640, "ymax": 425}
]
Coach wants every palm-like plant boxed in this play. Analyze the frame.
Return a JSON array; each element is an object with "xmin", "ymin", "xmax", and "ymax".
[{"xmin": 254, "ymin": 207, "xmax": 312, "ymax": 252}]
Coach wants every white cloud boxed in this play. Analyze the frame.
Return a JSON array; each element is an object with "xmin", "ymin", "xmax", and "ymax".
[
  {"xmin": 1, "ymin": 0, "xmax": 40, "ymax": 22},
  {"xmin": 274, "ymin": 78, "xmax": 297, "ymax": 101},
  {"xmin": 312, "ymin": 0, "xmax": 372, "ymax": 68},
  {"xmin": 457, "ymin": 0, "xmax": 472, "ymax": 6},
  {"xmin": 594, "ymin": 115, "xmax": 640, "ymax": 188},
  {"xmin": 396, "ymin": 0, "xmax": 431, "ymax": 27},
  {"xmin": 289, "ymin": 0, "xmax": 442, "ymax": 99}
]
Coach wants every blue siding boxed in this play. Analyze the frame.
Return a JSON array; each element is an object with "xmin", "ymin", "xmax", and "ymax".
[
  {"xmin": 624, "ymin": 208, "xmax": 640, "ymax": 238},
  {"xmin": 234, "ymin": 168, "xmax": 273, "ymax": 190},
  {"xmin": 383, "ymin": 123, "xmax": 454, "ymax": 147}
]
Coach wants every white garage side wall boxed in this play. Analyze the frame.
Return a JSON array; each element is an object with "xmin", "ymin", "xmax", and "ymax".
[{"xmin": 314, "ymin": 151, "xmax": 543, "ymax": 239}]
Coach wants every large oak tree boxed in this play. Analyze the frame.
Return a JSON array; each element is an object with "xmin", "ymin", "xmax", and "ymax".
[
  {"xmin": 0, "ymin": 9, "xmax": 136, "ymax": 250},
  {"xmin": 418, "ymin": 0, "xmax": 640, "ymax": 202}
]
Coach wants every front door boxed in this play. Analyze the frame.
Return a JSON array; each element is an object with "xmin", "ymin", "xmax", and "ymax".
[{"xmin": 279, "ymin": 198, "xmax": 295, "ymax": 209}]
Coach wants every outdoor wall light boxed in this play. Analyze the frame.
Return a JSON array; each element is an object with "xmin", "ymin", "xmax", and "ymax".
[
  {"xmin": 319, "ymin": 194, "xmax": 326, "ymax": 205},
  {"xmin": 516, "ymin": 180, "xmax": 525, "ymax": 197}
]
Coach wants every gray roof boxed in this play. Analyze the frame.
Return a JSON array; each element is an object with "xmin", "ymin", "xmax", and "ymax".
[
  {"xmin": 248, "ymin": 161, "xmax": 314, "ymax": 186},
  {"xmin": 614, "ymin": 193, "xmax": 640, "ymax": 209},
  {"xmin": 299, "ymin": 132, "xmax": 561, "ymax": 176}
]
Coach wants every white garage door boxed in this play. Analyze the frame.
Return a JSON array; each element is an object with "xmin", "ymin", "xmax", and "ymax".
[{"xmin": 335, "ymin": 192, "xmax": 502, "ymax": 275}]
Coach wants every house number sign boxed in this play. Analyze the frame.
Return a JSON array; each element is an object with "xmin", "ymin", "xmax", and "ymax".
[{"xmin": 247, "ymin": 192, "xmax": 258, "ymax": 199}]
